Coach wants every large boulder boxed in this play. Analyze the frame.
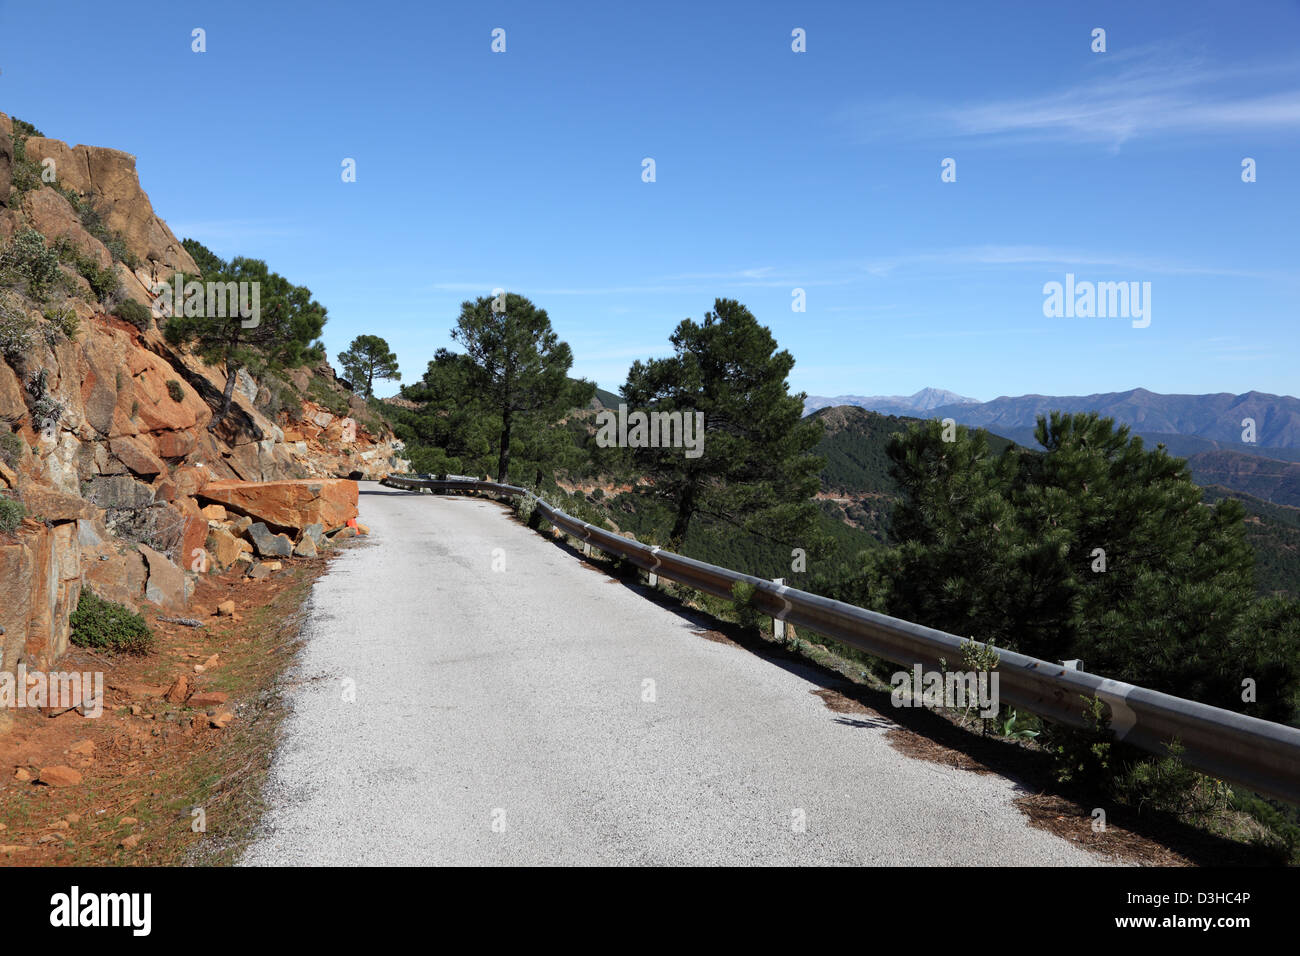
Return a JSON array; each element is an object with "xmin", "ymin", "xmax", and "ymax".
[
  {"xmin": 205, "ymin": 526, "xmax": 244, "ymax": 568},
  {"xmin": 247, "ymin": 522, "xmax": 293, "ymax": 558},
  {"xmin": 109, "ymin": 435, "xmax": 165, "ymax": 478},
  {"xmin": 198, "ymin": 479, "xmax": 358, "ymax": 533},
  {"xmin": 139, "ymin": 543, "xmax": 191, "ymax": 611},
  {"xmin": 0, "ymin": 521, "xmax": 82, "ymax": 671},
  {"xmin": 82, "ymin": 547, "xmax": 147, "ymax": 609},
  {"xmin": 82, "ymin": 475, "xmax": 155, "ymax": 511},
  {"xmin": 16, "ymin": 482, "xmax": 97, "ymax": 522}
]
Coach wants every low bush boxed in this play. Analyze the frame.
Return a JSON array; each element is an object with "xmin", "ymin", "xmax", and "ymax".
[
  {"xmin": 0, "ymin": 429, "xmax": 24, "ymax": 466},
  {"xmin": 0, "ymin": 291, "xmax": 39, "ymax": 362},
  {"xmin": 166, "ymin": 379, "xmax": 185, "ymax": 402},
  {"xmin": 69, "ymin": 589, "xmax": 154, "ymax": 654},
  {"xmin": 44, "ymin": 306, "xmax": 80, "ymax": 341},
  {"xmin": 0, "ymin": 230, "xmax": 62, "ymax": 300},
  {"xmin": 113, "ymin": 299, "xmax": 152, "ymax": 332},
  {"xmin": 0, "ymin": 496, "xmax": 26, "ymax": 533}
]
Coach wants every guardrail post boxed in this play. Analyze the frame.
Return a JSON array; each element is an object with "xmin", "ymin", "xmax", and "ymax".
[{"xmin": 772, "ymin": 577, "xmax": 786, "ymax": 640}]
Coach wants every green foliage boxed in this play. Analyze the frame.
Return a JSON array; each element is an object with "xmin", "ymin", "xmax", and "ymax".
[
  {"xmin": 0, "ymin": 495, "xmax": 26, "ymax": 533},
  {"xmin": 113, "ymin": 298, "xmax": 152, "ymax": 332},
  {"xmin": 11, "ymin": 118, "xmax": 43, "ymax": 139},
  {"xmin": 166, "ymin": 379, "xmax": 185, "ymax": 402},
  {"xmin": 69, "ymin": 589, "xmax": 154, "ymax": 654},
  {"xmin": 0, "ymin": 229, "xmax": 62, "ymax": 300},
  {"xmin": 73, "ymin": 253, "xmax": 122, "ymax": 303},
  {"xmin": 875, "ymin": 412, "xmax": 1300, "ymax": 722},
  {"xmin": 164, "ymin": 251, "xmax": 328, "ymax": 423},
  {"xmin": 306, "ymin": 376, "xmax": 349, "ymax": 417},
  {"xmin": 1039, "ymin": 695, "xmax": 1113, "ymax": 786},
  {"xmin": 0, "ymin": 429, "xmax": 24, "ymax": 466},
  {"xmin": 401, "ymin": 294, "xmax": 589, "ymax": 484},
  {"xmin": 995, "ymin": 709, "xmax": 1040, "ymax": 741},
  {"xmin": 43, "ymin": 306, "xmax": 80, "ymax": 340},
  {"xmin": 1111, "ymin": 741, "xmax": 1231, "ymax": 817},
  {"xmin": 456, "ymin": 293, "xmax": 588, "ymax": 482},
  {"xmin": 7, "ymin": 121, "xmax": 43, "ymax": 197},
  {"xmin": 1229, "ymin": 791, "xmax": 1300, "ymax": 862},
  {"xmin": 1201, "ymin": 486, "xmax": 1300, "ymax": 599},
  {"xmin": 622, "ymin": 298, "xmax": 824, "ymax": 552},
  {"xmin": 730, "ymin": 580, "xmax": 762, "ymax": 631},
  {"xmin": 181, "ymin": 237, "xmax": 227, "ymax": 278},
  {"xmin": 52, "ymin": 188, "xmax": 139, "ymax": 269},
  {"xmin": 338, "ymin": 334, "xmax": 401, "ymax": 398},
  {"xmin": 0, "ymin": 291, "xmax": 38, "ymax": 361}
]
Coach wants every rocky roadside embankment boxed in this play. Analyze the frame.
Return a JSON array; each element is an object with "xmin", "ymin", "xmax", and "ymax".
[{"xmin": 0, "ymin": 109, "xmax": 404, "ymax": 681}]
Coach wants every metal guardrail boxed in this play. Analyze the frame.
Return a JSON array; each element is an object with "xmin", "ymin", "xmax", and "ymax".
[{"xmin": 381, "ymin": 473, "xmax": 1300, "ymax": 804}]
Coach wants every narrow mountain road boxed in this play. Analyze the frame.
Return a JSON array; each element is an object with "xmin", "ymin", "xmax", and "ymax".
[{"xmin": 241, "ymin": 482, "xmax": 1103, "ymax": 866}]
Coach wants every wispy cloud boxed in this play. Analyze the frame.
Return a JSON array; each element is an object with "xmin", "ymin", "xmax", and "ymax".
[
  {"xmin": 842, "ymin": 51, "xmax": 1300, "ymax": 149},
  {"xmin": 860, "ymin": 245, "xmax": 1294, "ymax": 281}
]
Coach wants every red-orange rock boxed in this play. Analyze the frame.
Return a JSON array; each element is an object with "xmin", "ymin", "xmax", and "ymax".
[
  {"xmin": 38, "ymin": 765, "xmax": 83, "ymax": 787},
  {"xmin": 109, "ymin": 435, "xmax": 165, "ymax": 478},
  {"xmin": 188, "ymin": 691, "xmax": 228, "ymax": 708},
  {"xmin": 198, "ymin": 479, "xmax": 358, "ymax": 532}
]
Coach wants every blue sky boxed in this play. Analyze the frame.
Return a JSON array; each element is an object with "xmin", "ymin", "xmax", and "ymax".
[{"xmin": 2, "ymin": 0, "xmax": 1297, "ymax": 401}]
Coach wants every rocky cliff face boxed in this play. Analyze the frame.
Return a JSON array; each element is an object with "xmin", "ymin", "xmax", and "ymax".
[{"xmin": 0, "ymin": 111, "xmax": 408, "ymax": 676}]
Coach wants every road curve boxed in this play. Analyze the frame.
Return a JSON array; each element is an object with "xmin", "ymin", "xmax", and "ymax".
[{"xmin": 241, "ymin": 482, "xmax": 1103, "ymax": 866}]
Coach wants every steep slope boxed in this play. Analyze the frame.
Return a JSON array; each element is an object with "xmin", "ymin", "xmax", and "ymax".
[{"xmin": 0, "ymin": 110, "xmax": 408, "ymax": 674}]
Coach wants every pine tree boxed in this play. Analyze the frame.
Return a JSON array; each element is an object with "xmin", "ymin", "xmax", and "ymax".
[
  {"xmin": 163, "ymin": 251, "xmax": 327, "ymax": 426},
  {"xmin": 448, "ymin": 293, "xmax": 589, "ymax": 483},
  {"xmin": 621, "ymin": 298, "xmax": 824, "ymax": 551},
  {"xmin": 338, "ymin": 334, "xmax": 401, "ymax": 398},
  {"xmin": 879, "ymin": 411, "xmax": 1300, "ymax": 721}
]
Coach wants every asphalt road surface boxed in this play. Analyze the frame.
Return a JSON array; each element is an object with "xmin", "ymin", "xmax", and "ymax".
[{"xmin": 241, "ymin": 482, "xmax": 1103, "ymax": 866}]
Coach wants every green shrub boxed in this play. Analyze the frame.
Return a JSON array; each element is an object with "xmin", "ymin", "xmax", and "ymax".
[
  {"xmin": 0, "ymin": 230, "xmax": 61, "ymax": 300},
  {"xmin": 1039, "ymin": 695, "xmax": 1114, "ymax": 786},
  {"xmin": 730, "ymin": 580, "xmax": 762, "ymax": 631},
  {"xmin": 12, "ymin": 118, "xmax": 43, "ymax": 139},
  {"xmin": 1111, "ymin": 741, "xmax": 1231, "ymax": 817},
  {"xmin": 0, "ymin": 496, "xmax": 26, "ymax": 533},
  {"xmin": 55, "ymin": 190, "xmax": 139, "ymax": 269},
  {"xmin": 69, "ymin": 589, "xmax": 154, "ymax": 654},
  {"xmin": 166, "ymin": 379, "xmax": 185, "ymax": 402},
  {"xmin": 0, "ymin": 429, "xmax": 24, "ymax": 466},
  {"xmin": 44, "ymin": 306, "xmax": 80, "ymax": 341},
  {"xmin": 0, "ymin": 292, "xmax": 38, "ymax": 362},
  {"xmin": 83, "ymin": 261, "xmax": 121, "ymax": 302},
  {"xmin": 113, "ymin": 299, "xmax": 152, "ymax": 332}
]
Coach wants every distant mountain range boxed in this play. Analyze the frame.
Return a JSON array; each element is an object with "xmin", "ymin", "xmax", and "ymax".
[
  {"xmin": 804, "ymin": 387, "xmax": 1300, "ymax": 455},
  {"xmin": 804, "ymin": 387, "xmax": 978, "ymax": 417}
]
